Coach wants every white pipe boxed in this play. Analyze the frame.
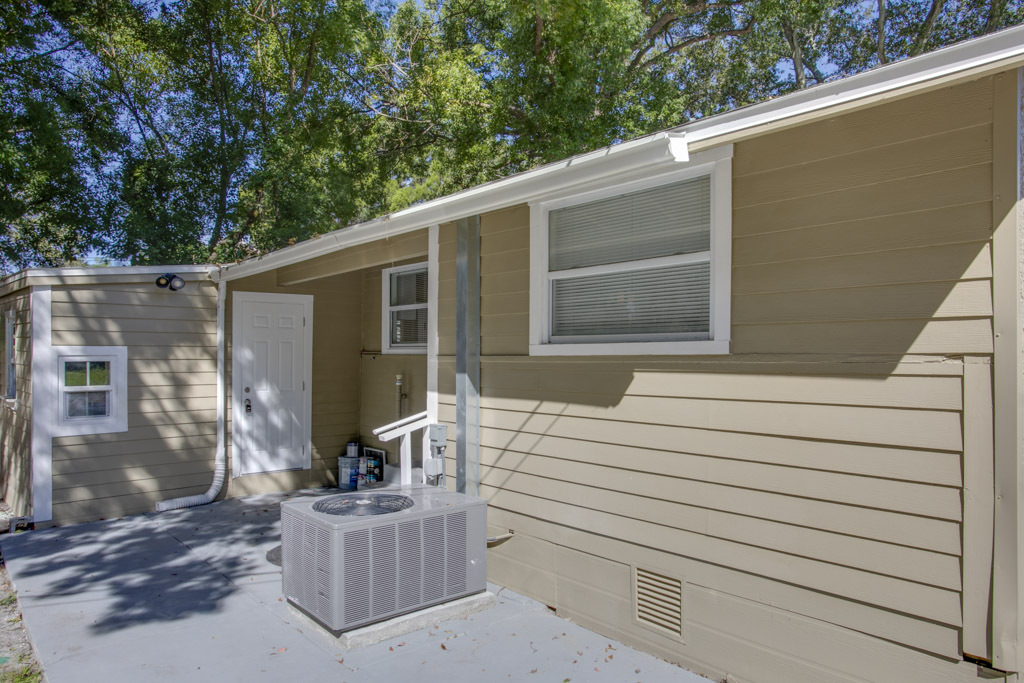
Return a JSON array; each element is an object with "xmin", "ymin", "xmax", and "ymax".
[{"xmin": 156, "ymin": 280, "xmax": 227, "ymax": 512}]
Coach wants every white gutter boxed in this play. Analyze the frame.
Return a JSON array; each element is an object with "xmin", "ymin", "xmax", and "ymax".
[
  {"xmin": 679, "ymin": 23, "xmax": 1024, "ymax": 145},
  {"xmin": 215, "ymin": 26, "xmax": 1024, "ymax": 285},
  {"xmin": 155, "ymin": 279, "xmax": 227, "ymax": 512},
  {"xmin": 215, "ymin": 132, "xmax": 688, "ymax": 282}
]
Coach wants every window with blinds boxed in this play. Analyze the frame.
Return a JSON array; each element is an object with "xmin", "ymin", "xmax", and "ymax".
[
  {"xmin": 547, "ymin": 174, "xmax": 713, "ymax": 342},
  {"xmin": 382, "ymin": 263, "xmax": 428, "ymax": 352}
]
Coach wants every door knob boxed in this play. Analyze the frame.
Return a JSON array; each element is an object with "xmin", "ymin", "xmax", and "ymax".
[{"xmin": 244, "ymin": 398, "xmax": 252, "ymax": 413}]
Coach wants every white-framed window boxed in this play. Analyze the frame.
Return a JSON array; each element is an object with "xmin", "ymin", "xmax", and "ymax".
[
  {"xmin": 382, "ymin": 262, "xmax": 429, "ymax": 354},
  {"xmin": 3, "ymin": 310, "xmax": 14, "ymax": 399},
  {"xmin": 54, "ymin": 346, "xmax": 128, "ymax": 436},
  {"xmin": 529, "ymin": 146, "xmax": 732, "ymax": 356}
]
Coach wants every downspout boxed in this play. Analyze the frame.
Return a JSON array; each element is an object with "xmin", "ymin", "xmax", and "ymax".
[{"xmin": 156, "ymin": 279, "xmax": 227, "ymax": 512}]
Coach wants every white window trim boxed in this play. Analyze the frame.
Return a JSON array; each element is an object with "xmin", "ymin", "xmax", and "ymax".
[
  {"xmin": 529, "ymin": 145, "xmax": 733, "ymax": 356},
  {"xmin": 381, "ymin": 262, "xmax": 429, "ymax": 354},
  {"xmin": 52, "ymin": 345, "xmax": 128, "ymax": 437}
]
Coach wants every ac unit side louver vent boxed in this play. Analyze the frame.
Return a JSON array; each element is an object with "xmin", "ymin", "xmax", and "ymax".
[{"xmin": 635, "ymin": 567, "xmax": 683, "ymax": 637}]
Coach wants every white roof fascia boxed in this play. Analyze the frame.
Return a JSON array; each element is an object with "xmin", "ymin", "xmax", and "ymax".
[
  {"xmin": 680, "ymin": 23, "xmax": 1024, "ymax": 145},
  {"xmin": 0, "ymin": 264, "xmax": 216, "ymax": 291},
  {"xmin": 215, "ymin": 132, "xmax": 688, "ymax": 281},
  {"xmin": 20, "ymin": 264, "xmax": 216, "ymax": 278},
  {"xmin": 216, "ymin": 24, "xmax": 1024, "ymax": 284}
]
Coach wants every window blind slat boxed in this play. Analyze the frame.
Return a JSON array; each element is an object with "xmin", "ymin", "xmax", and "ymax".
[
  {"xmin": 391, "ymin": 308, "xmax": 428, "ymax": 346},
  {"xmin": 390, "ymin": 269, "xmax": 428, "ymax": 306},
  {"xmin": 551, "ymin": 262, "xmax": 710, "ymax": 338},
  {"xmin": 549, "ymin": 175, "xmax": 711, "ymax": 272}
]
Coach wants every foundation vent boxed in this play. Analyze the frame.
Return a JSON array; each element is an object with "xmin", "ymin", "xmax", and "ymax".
[{"xmin": 635, "ymin": 567, "xmax": 683, "ymax": 637}]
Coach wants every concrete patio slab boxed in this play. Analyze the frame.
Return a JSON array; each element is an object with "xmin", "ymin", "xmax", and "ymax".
[{"xmin": 1, "ymin": 491, "xmax": 705, "ymax": 682}]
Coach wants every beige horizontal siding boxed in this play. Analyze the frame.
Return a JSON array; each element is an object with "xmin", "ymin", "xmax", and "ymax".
[
  {"xmin": 487, "ymin": 505, "xmax": 961, "ymax": 659},
  {"xmin": 0, "ymin": 290, "xmax": 32, "ymax": 517},
  {"xmin": 427, "ymin": 78, "xmax": 1000, "ymax": 672},
  {"xmin": 48, "ymin": 280, "xmax": 218, "ymax": 524},
  {"xmin": 731, "ymin": 77, "xmax": 993, "ymax": 175}
]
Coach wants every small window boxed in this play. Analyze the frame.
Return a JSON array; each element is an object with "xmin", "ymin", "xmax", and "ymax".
[
  {"xmin": 530, "ymin": 148, "xmax": 732, "ymax": 356},
  {"xmin": 3, "ymin": 311, "xmax": 14, "ymax": 399},
  {"xmin": 62, "ymin": 359, "xmax": 112, "ymax": 419},
  {"xmin": 382, "ymin": 263, "xmax": 428, "ymax": 354},
  {"xmin": 54, "ymin": 346, "xmax": 127, "ymax": 436}
]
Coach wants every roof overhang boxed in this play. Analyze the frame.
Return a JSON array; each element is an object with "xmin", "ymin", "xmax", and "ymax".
[
  {"xmin": 13, "ymin": 25, "xmax": 1024, "ymax": 287},
  {"xmin": 214, "ymin": 132, "xmax": 689, "ymax": 282},
  {"xmin": 679, "ymin": 22, "xmax": 1024, "ymax": 147},
  {"xmin": 0, "ymin": 264, "xmax": 217, "ymax": 297}
]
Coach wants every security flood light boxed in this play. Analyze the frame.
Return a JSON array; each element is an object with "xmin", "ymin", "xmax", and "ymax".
[{"xmin": 155, "ymin": 273, "xmax": 186, "ymax": 291}]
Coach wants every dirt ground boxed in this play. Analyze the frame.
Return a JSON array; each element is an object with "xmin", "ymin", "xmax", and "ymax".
[{"xmin": 0, "ymin": 502, "xmax": 43, "ymax": 683}]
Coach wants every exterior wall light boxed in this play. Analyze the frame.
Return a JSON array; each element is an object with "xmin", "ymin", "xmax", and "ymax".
[{"xmin": 155, "ymin": 273, "xmax": 186, "ymax": 291}]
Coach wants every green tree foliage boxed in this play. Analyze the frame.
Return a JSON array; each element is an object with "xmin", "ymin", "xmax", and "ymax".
[
  {"xmin": 0, "ymin": 0, "xmax": 124, "ymax": 271},
  {"xmin": 1, "ymin": 0, "xmax": 1021, "ymax": 270}
]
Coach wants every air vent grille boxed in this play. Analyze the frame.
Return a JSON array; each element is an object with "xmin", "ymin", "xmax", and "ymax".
[
  {"xmin": 635, "ymin": 567, "xmax": 683, "ymax": 637},
  {"xmin": 446, "ymin": 511, "xmax": 467, "ymax": 594},
  {"xmin": 344, "ymin": 529, "xmax": 371, "ymax": 623},
  {"xmin": 371, "ymin": 525, "xmax": 397, "ymax": 616},
  {"xmin": 397, "ymin": 519, "xmax": 423, "ymax": 610},
  {"xmin": 423, "ymin": 515, "xmax": 445, "ymax": 601}
]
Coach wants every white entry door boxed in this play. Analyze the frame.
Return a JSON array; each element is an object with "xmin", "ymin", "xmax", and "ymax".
[{"xmin": 232, "ymin": 292, "xmax": 313, "ymax": 476}]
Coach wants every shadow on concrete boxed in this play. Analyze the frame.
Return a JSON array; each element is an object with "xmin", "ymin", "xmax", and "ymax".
[{"xmin": 0, "ymin": 494, "xmax": 289, "ymax": 635}]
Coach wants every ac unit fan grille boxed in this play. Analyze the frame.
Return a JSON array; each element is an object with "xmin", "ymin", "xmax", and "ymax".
[{"xmin": 313, "ymin": 493, "xmax": 414, "ymax": 516}]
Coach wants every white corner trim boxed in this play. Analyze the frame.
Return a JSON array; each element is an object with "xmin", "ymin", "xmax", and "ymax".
[
  {"xmin": 30, "ymin": 286, "xmax": 53, "ymax": 523},
  {"xmin": 528, "ymin": 150, "xmax": 733, "ymax": 357},
  {"xmin": 51, "ymin": 346, "xmax": 128, "ymax": 437},
  {"xmin": 381, "ymin": 262, "xmax": 429, "ymax": 355},
  {"xmin": 230, "ymin": 291, "xmax": 314, "ymax": 477},
  {"xmin": 423, "ymin": 225, "xmax": 440, "ymax": 471},
  {"xmin": 426, "ymin": 226, "xmax": 440, "ymax": 420}
]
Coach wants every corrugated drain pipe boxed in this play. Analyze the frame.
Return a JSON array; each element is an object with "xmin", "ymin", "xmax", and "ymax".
[{"xmin": 156, "ymin": 279, "xmax": 227, "ymax": 512}]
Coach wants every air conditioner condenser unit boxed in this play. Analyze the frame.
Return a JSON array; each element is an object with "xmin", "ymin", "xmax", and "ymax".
[{"xmin": 281, "ymin": 485, "xmax": 487, "ymax": 632}]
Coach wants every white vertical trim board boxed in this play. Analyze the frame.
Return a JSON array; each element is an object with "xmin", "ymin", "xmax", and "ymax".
[
  {"xmin": 424, "ymin": 225, "xmax": 440, "ymax": 468},
  {"xmin": 990, "ymin": 66, "xmax": 1024, "ymax": 673},
  {"xmin": 30, "ymin": 286, "xmax": 53, "ymax": 523}
]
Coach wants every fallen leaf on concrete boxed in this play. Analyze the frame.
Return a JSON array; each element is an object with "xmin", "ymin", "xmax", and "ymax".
[{"xmin": 441, "ymin": 644, "xmax": 447, "ymax": 650}]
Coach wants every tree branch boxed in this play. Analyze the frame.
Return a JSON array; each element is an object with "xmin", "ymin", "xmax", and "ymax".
[
  {"xmin": 782, "ymin": 17, "xmax": 806, "ymax": 89},
  {"xmin": 876, "ymin": 0, "xmax": 888, "ymax": 64},
  {"xmin": 910, "ymin": 0, "xmax": 942, "ymax": 56},
  {"xmin": 636, "ymin": 20, "xmax": 754, "ymax": 70}
]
